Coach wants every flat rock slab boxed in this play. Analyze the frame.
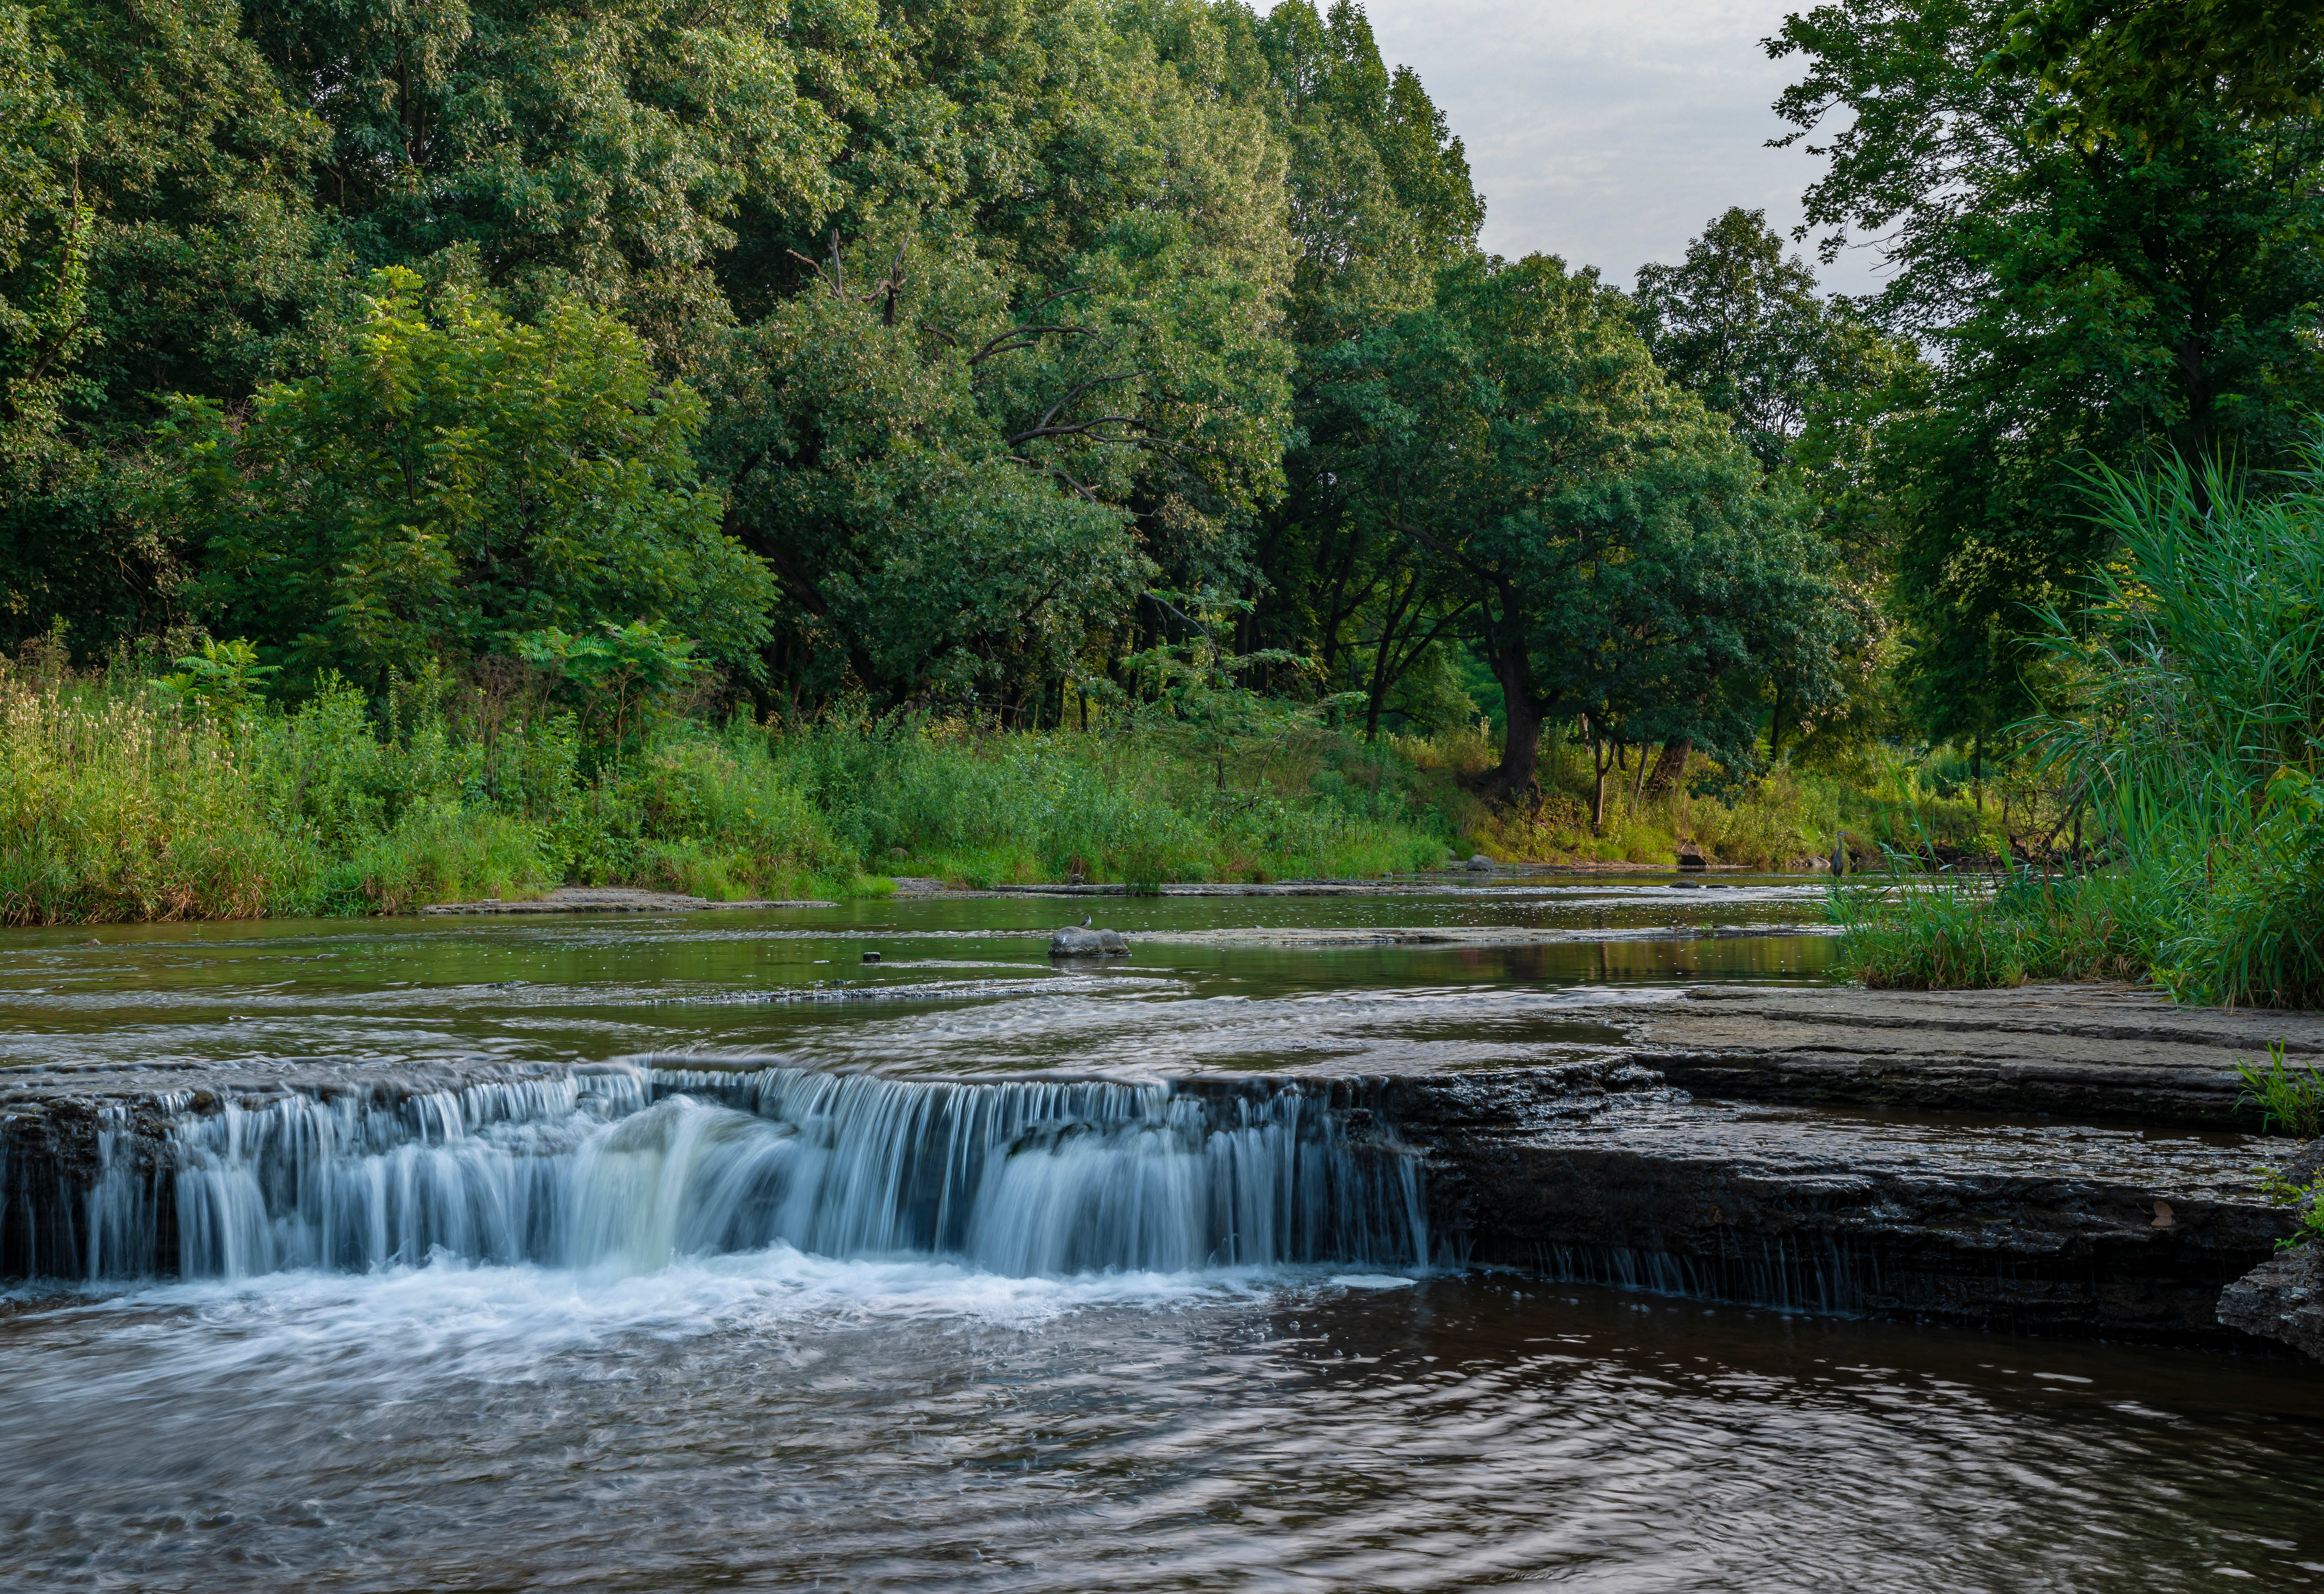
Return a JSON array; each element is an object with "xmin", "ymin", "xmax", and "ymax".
[
  {"xmin": 421, "ymin": 888, "xmax": 836, "ymax": 915},
  {"xmin": 1139, "ymin": 924, "xmax": 1833, "ymax": 949},
  {"xmin": 1588, "ymin": 983, "xmax": 2324, "ymax": 1127}
]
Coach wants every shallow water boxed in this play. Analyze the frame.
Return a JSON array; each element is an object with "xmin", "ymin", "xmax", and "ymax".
[
  {"xmin": 7, "ymin": 1263, "xmax": 2322, "ymax": 1591},
  {"xmin": 5, "ymin": 882, "xmax": 2322, "ymax": 1591},
  {"xmin": 0, "ymin": 879, "xmax": 1832, "ymax": 1076}
]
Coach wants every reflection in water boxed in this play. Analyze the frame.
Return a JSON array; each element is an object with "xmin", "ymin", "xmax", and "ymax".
[
  {"xmin": 0, "ymin": 888, "xmax": 1836, "ymax": 1076},
  {"xmin": 3, "ymin": 1269, "xmax": 2320, "ymax": 1591}
]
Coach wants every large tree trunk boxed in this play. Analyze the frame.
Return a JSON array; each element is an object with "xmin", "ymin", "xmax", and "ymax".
[
  {"xmin": 1642, "ymin": 738, "xmax": 1692, "ymax": 797},
  {"xmin": 1494, "ymin": 693, "xmax": 1545, "ymax": 801},
  {"xmin": 1481, "ymin": 619, "xmax": 1544, "ymax": 800}
]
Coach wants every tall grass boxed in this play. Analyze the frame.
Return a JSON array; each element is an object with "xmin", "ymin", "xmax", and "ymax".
[
  {"xmin": 0, "ymin": 658, "xmax": 1467, "ymax": 923},
  {"xmin": 760, "ymin": 715, "xmax": 1452, "ymax": 887},
  {"xmin": 0, "ymin": 666, "xmax": 860, "ymax": 922},
  {"xmin": 1836, "ymin": 443, "xmax": 2324, "ymax": 1007}
]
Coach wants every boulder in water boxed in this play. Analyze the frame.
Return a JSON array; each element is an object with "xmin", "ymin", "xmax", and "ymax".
[
  {"xmin": 1464, "ymin": 854, "xmax": 1495, "ymax": 873},
  {"xmin": 1050, "ymin": 925, "xmax": 1131, "ymax": 956}
]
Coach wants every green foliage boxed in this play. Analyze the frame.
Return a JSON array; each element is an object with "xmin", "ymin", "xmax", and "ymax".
[
  {"xmin": 1310, "ymin": 251, "xmax": 1849, "ymax": 794},
  {"xmin": 516, "ymin": 622, "xmax": 703, "ymax": 756},
  {"xmin": 0, "ymin": 644, "xmax": 1465, "ymax": 923},
  {"xmin": 1832, "ymin": 866, "xmax": 2162, "ymax": 990},
  {"xmin": 1772, "ymin": 0, "xmax": 2324, "ymax": 754},
  {"xmin": 154, "ymin": 269, "xmax": 772, "ymax": 691},
  {"xmin": 764, "ymin": 712, "xmax": 1450, "ymax": 890},
  {"xmin": 1837, "ymin": 439, "xmax": 2324, "ymax": 1006},
  {"xmin": 1632, "ymin": 207, "xmax": 1905, "ymax": 475},
  {"xmin": 1999, "ymin": 0, "xmax": 2324, "ymax": 149},
  {"xmin": 2237, "ymin": 1041, "xmax": 2324, "ymax": 1140},
  {"xmin": 2257, "ymin": 1164, "xmax": 2324, "ymax": 1250},
  {"xmin": 151, "ymin": 638, "xmax": 278, "ymax": 718},
  {"xmin": 704, "ymin": 244, "xmax": 1155, "ymax": 701}
]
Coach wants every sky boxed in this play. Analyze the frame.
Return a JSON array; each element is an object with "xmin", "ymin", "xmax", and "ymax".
[{"xmin": 1360, "ymin": 0, "xmax": 1882, "ymax": 297}]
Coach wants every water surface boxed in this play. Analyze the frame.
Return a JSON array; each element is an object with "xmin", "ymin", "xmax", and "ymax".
[{"xmin": 5, "ymin": 882, "xmax": 2320, "ymax": 1591}]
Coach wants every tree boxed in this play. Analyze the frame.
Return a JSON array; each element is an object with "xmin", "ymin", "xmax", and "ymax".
[
  {"xmin": 1314, "ymin": 254, "xmax": 1847, "ymax": 801},
  {"xmin": 0, "ymin": 0, "xmax": 347, "ymax": 654},
  {"xmin": 1769, "ymin": 0, "xmax": 2324, "ymax": 747},
  {"xmin": 1999, "ymin": 0, "xmax": 2324, "ymax": 149},
  {"xmin": 154, "ymin": 268, "xmax": 772, "ymax": 691},
  {"xmin": 1631, "ymin": 207, "xmax": 1898, "ymax": 473},
  {"xmin": 703, "ymin": 242, "xmax": 1152, "ymax": 704},
  {"xmin": 1239, "ymin": 1, "xmax": 1486, "ymax": 717},
  {"xmin": 706, "ymin": 3, "xmax": 1301, "ymax": 705}
]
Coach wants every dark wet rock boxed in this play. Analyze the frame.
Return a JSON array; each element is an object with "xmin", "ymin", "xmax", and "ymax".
[
  {"xmin": 1677, "ymin": 848, "xmax": 1707, "ymax": 871},
  {"xmin": 1385, "ymin": 1070, "xmax": 2298, "ymax": 1344},
  {"xmin": 1591, "ymin": 983, "xmax": 2324, "ymax": 1127},
  {"xmin": 1465, "ymin": 854, "xmax": 1495, "ymax": 872},
  {"xmin": 2216, "ymin": 1139, "xmax": 2324, "ymax": 1362},
  {"xmin": 1049, "ymin": 925, "xmax": 1131, "ymax": 956},
  {"xmin": 2218, "ymin": 1246, "xmax": 2323, "ymax": 1362}
]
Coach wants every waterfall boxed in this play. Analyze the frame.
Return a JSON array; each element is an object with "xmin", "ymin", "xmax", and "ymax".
[{"xmin": 15, "ymin": 1068, "xmax": 1425, "ymax": 1282}]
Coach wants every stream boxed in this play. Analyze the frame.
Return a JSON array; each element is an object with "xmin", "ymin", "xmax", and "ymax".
[{"xmin": 4, "ymin": 881, "xmax": 2321, "ymax": 1590}]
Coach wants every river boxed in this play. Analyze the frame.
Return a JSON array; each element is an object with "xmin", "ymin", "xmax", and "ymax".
[{"xmin": 4, "ymin": 881, "xmax": 2320, "ymax": 1590}]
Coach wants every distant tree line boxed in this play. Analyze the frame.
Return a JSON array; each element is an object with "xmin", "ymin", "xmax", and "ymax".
[{"xmin": 3, "ymin": 0, "xmax": 2319, "ymax": 798}]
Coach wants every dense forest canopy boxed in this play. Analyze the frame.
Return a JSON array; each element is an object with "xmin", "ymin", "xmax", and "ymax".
[{"xmin": 4, "ymin": 0, "xmax": 2321, "ymax": 792}]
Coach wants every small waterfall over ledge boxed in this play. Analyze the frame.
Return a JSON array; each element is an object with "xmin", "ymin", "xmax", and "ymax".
[{"xmin": 4, "ymin": 1068, "xmax": 1426, "ymax": 1282}]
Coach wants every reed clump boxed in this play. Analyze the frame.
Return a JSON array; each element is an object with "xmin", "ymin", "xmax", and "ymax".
[{"xmin": 1835, "ymin": 442, "xmax": 2324, "ymax": 1009}]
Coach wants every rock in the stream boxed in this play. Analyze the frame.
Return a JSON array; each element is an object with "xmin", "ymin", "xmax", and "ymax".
[
  {"xmin": 2217, "ymin": 1140, "xmax": 2324, "ymax": 1362},
  {"xmin": 1464, "ymin": 854, "xmax": 1495, "ymax": 873},
  {"xmin": 2218, "ymin": 1247, "xmax": 2324, "ymax": 1362},
  {"xmin": 1050, "ymin": 925, "xmax": 1131, "ymax": 956}
]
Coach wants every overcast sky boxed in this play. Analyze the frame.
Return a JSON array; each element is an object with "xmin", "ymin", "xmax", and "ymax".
[{"xmin": 1360, "ymin": 0, "xmax": 1882, "ymax": 296}]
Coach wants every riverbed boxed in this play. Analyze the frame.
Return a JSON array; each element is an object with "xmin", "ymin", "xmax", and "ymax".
[{"xmin": 4, "ymin": 881, "xmax": 2320, "ymax": 1591}]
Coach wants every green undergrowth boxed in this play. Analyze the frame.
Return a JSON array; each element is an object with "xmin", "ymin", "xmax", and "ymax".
[
  {"xmin": 1, "ymin": 650, "xmax": 2072, "ymax": 925},
  {"xmin": 1831, "ymin": 867, "xmax": 2163, "ymax": 991},
  {"xmin": 0, "ymin": 664, "xmax": 1467, "ymax": 924},
  {"xmin": 1832, "ymin": 448, "xmax": 2324, "ymax": 1010}
]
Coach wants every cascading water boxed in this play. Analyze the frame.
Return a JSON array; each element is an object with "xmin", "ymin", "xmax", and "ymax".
[{"xmin": 15, "ymin": 1067, "xmax": 1426, "ymax": 1282}]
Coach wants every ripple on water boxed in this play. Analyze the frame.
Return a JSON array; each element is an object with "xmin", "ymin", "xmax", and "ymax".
[{"xmin": 3, "ymin": 1267, "xmax": 2321, "ymax": 1592}]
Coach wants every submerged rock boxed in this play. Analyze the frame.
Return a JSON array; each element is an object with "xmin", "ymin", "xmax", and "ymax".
[{"xmin": 1049, "ymin": 925, "xmax": 1131, "ymax": 956}]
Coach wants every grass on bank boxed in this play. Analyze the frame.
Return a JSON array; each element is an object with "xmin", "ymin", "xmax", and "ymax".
[
  {"xmin": 1829, "ymin": 445, "xmax": 2324, "ymax": 1010},
  {"xmin": 0, "ymin": 654, "xmax": 1481, "ymax": 924}
]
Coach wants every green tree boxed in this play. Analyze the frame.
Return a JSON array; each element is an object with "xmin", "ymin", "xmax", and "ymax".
[
  {"xmin": 1238, "ymin": 1, "xmax": 1486, "ymax": 719},
  {"xmin": 1632, "ymin": 207, "xmax": 1899, "ymax": 474},
  {"xmin": 704, "ymin": 243, "xmax": 1152, "ymax": 705},
  {"xmin": 155, "ymin": 267, "xmax": 772, "ymax": 690},
  {"xmin": 1770, "ymin": 0, "xmax": 2324, "ymax": 751},
  {"xmin": 706, "ymin": 3, "xmax": 1301, "ymax": 705},
  {"xmin": 1314, "ymin": 254, "xmax": 1847, "ymax": 801},
  {"xmin": 0, "ymin": 0, "xmax": 347, "ymax": 653}
]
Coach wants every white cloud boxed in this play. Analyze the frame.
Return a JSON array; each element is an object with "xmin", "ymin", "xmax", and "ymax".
[{"xmin": 1358, "ymin": 0, "xmax": 1885, "ymax": 295}]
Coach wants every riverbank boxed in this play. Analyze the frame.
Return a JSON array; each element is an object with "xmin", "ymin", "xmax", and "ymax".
[{"xmin": 3, "ymin": 656, "xmax": 2020, "ymax": 926}]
